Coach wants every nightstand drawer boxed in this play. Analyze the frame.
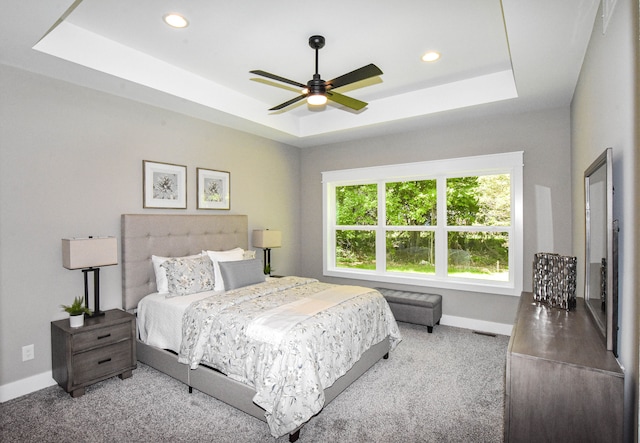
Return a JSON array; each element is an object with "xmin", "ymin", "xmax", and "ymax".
[
  {"xmin": 72, "ymin": 322, "xmax": 131, "ymax": 352},
  {"xmin": 52, "ymin": 309, "xmax": 136, "ymax": 397},
  {"xmin": 73, "ymin": 340, "xmax": 132, "ymax": 384}
]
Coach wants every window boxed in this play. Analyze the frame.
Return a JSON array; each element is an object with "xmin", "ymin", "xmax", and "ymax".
[{"xmin": 322, "ymin": 152, "xmax": 523, "ymax": 296}]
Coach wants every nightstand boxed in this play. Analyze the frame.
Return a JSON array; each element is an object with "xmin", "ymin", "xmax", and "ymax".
[{"xmin": 51, "ymin": 309, "xmax": 136, "ymax": 398}]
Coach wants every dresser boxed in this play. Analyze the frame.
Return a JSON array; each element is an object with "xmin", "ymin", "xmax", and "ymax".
[
  {"xmin": 504, "ymin": 292, "xmax": 623, "ymax": 442},
  {"xmin": 51, "ymin": 309, "xmax": 136, "ymax": 398}
]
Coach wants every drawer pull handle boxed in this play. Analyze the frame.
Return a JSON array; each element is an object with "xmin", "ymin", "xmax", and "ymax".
[
  {"xmin": 97, "ymin": 333, "xmax": 111, "ymax": 340},
  {"xmin": 98, "ymin": 358, "xmax": 112, "ymax": 365}
]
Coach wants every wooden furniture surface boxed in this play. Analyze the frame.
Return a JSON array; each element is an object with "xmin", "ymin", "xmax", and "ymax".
[
  {"xmin": 504, "ymin": 292, "xmax": 623, "ymax": 442},
  {"xmin": 51, "ymin": 309, "xmax": 136, "ymax": 397}
]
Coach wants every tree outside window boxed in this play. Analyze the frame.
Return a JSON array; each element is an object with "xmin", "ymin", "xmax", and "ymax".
[{"xmin": 323, "ymin": 152, "xmax": 523, "ymax": 295}]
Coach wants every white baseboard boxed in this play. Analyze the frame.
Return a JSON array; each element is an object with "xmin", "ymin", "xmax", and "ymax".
[
  {"xmin": 0, "ymin": 371, "xmax": 56, "ymax": 403},
  {"xmin": 1, "ymin": 315, "xmax": 512, "ymax": 402},
  {"xmin": 440, "ymin": 314, "xmax": 513, "ymax": 336}
]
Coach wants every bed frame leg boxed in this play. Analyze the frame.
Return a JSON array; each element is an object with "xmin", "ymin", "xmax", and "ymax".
[
  {"xmin": 188, "ymin": 386, "xmax": 193, "ymax": 394},
  {"xmin": 289, "ymin": 429, "xmax": 300, "ymax": 442},
  {"xmin": 383, "ymin": 352, "xmax": 389, "ymax": 359}
]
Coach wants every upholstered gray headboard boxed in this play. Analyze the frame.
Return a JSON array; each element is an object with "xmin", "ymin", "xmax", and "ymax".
[{"xmin": 121, "ymin": 214, "xmax": 248, "ymax": 310}]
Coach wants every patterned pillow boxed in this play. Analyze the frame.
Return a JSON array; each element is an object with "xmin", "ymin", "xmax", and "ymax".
[
  {"xmin": 152, "ymin": 253, "xmax": 202, "ymax": 293},
  {"xmin": 160, "ymin": 255, "xmax": 215, "ymax": 297}
]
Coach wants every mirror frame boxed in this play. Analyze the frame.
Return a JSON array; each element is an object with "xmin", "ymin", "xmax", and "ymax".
[{"xmin": 584, "ymin": 147, "xmax": 618, "ymax": 356}]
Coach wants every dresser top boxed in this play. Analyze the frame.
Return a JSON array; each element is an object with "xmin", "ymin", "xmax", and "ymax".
[{"xmin": 509, "ymin": 292, "xmax": 622, "ymax": 376}]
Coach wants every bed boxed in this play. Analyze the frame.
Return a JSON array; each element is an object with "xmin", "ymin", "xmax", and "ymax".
[{"xmin": 121, "ymin": 214, "xmax": 401, "ymax": 441}]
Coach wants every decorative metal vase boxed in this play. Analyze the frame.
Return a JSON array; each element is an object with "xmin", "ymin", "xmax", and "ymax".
[{"xmin": 533, "ymin": 252, "xmax": 577, "ymax": 311}]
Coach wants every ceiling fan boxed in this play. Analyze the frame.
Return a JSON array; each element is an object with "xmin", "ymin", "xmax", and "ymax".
[{"xmin": 250, "ymin": 35, "xmax": 383, "ymax": 112}]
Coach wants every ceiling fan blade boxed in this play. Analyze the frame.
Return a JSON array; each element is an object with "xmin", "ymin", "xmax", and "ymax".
[
  {"xmin": 269, "ymin": 94, "xmax": 307, "ymax": 111},
  {"xmin": 250, "ymin": 70, "xmax": 306, "ymax": 89},
  {"xmin": 327, "ymin": 63, "xmax": 383, "ymax": 90},
  {"xmin": 326, "ymin": 91, "xmax": 368, "ymax": 111}
]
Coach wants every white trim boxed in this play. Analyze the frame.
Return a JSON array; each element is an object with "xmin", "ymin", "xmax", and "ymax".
[
  {"xmin": 440, "ymin": 314, "xmax": 513, "ymax": 336},
  {"xmin": 322, "ymin": 151, "xmax": 524, "ymax": 296},
  {"xmin": 0, "ymin": 322, "xmax": 513, "ymax": 403},
  {"xmin": 0, "ymin": 371, "xmax": 57, "ymax": 403},
  {"xmin": 324, "ymin": 269, "xmax": 518, "ymax": 296},
  {"xmin": 322, "ymin": 151, "xmax": 523, "ymax": 183}
]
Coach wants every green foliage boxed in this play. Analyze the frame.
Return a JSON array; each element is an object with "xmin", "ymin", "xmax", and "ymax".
[
  {"xmin": 336, "ymin": 184, "xmax": 377, "ymax": 225},
  {"xmin": 334, "ymin": 174, "xmax": 511, "ymax": 279},
  {"xmin": 448, "ymin": 231, "xmax": 509, "ymax": 272},
  {"xmin": 385, "ymin": 180, "xmax": 437, "ymax": 226},
  {"xmin": 336, "ymin": 230, "xmax": 375, "ymax": 268},
  {"xmin": 61, "ymin": 296, "xmax": 92, "ymax": 316},
  {"xmin": 476, "ymin": 174, "xmax": 511, "ymax": 226},
  {"xmin": 446, "ymin": 176, "xmax": 480, "ymax": 225}
]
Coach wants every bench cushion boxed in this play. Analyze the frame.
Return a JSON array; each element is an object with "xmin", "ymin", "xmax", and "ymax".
[
  {"xmin": 375, "ymin": 288, "xmax": 442, "ymax": 331},
  {"xmin": 378, "ymin": 289, "xmax": 441, "ymax": 308}
]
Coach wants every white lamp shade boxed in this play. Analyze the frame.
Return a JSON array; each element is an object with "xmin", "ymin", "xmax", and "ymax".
[
  {"xmin": 252, "ymin": 230, "xmax": 281, "ymax": 249},
  {"xmin": 62, "ymin": 237, "xmax": 118, "ymax": 269}
]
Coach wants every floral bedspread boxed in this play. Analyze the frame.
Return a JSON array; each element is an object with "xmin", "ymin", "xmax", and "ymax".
[{"xmin": 178, "ymin": 276, "xmax": 402, "ymax": 437}]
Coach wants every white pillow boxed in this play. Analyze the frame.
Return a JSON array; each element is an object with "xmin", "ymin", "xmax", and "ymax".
[
  {"xmin": 152, "ymin": 253, "xmax": 202, "ymax": 293},
  {"xmin": 204, "ymin": 248, "xmax": 245, "ymax": 291}
]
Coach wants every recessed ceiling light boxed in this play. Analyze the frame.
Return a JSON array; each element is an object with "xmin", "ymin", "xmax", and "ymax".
[
  {"xmin": 421, "ymin": 51, "xmax": 441, "ymax": 62},
  {"xmin": 163, "ymin": 13, "xmax": 189, "ymax": 28}
]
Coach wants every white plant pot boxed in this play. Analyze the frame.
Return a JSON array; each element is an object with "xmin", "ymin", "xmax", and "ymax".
[{"xmin": 69, "ymin": 314, "xmax": 84, "ymax": 328}]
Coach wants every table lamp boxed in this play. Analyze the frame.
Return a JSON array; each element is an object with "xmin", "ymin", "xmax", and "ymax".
[
  {"xmin": 252, "ymin": 230, "xmax": 281, "ymax": 275},
  {"xmin": 62, "ymin": 236, "xmax": 118, "ymax": 317}
]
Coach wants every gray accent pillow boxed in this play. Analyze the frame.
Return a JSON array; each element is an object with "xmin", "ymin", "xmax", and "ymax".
[
  {"xmin": 218, "ymin": 258, "xmax": 265, "ymax": 290},
  {"xmin": 160, "ymin": 255, "xmax": 215, "ymax": 297}
]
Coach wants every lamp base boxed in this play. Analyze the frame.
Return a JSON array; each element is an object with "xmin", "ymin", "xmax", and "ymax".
[
  {"xmin": 262, "ymin": 248, "xmax": 272, "ymax": 275},
  {"xmin": 86, "ymin": 310, "xmax": 105, "ymax": 318},
  {"xmin": 82, "ymin": 267, "xmax": 104, "ymax": 317}
]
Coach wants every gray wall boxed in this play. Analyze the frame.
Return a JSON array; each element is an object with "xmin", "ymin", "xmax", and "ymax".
[
  {"xmin": 0, "ymin": 65, "xmax": 301, "ymax": 386},
  {"xmin": 299, "ymin": 107, "xmax": 573, "ymax": 326},
  {"xmin": 570, "ymin": 0, "xmax": 638, "ymax": 439}
]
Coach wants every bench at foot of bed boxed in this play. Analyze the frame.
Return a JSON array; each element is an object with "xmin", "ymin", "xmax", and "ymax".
[{"xmin": 376, "ymin": 288, "xmax": 442, "ymax": 333}]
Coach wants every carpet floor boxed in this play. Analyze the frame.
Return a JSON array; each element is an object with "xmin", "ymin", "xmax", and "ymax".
[{"xmin": 1, "ymin": 323, "xmax": 509, "ymax": 443}]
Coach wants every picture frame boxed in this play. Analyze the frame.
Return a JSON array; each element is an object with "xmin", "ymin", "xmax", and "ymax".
[
  {"xmin": 143, "ymin": 160, "xmax": 187, "ymax": 209},
  {"xmin": 197, "ymin": 168, "xmax": 230, "ymax": 210}
]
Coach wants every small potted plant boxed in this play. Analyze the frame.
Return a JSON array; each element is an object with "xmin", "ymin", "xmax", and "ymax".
[{"xmin": 61, "ymin": 296, "xmax": 92, "ymax": 328}]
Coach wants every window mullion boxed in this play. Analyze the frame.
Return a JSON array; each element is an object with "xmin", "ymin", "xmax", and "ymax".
[
  {"xmin": 376, "ymin": 181, "xmax": 386, "ymax": 274},
  {"xmin": 435, "ymin": 176, "xmax": 447, "ymax": 278},
  {"xmin": 322, "ymin": 151, "xmax": 523, "ymax": 296}
]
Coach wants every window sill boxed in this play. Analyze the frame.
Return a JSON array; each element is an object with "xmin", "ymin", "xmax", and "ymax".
[{"xmin": 324, "ymin": 269, "xmax": 521, "ymax": 296}]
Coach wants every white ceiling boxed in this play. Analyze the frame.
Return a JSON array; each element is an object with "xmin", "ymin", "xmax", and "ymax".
[{"xmin": 1, "ymin": 0, "xmax": 600, "ymax": 148}]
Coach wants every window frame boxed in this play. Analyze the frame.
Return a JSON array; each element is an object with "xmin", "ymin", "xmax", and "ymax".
[{"xmin": 322, "ymin": 152, "xmax": 523, "ymax": 296}]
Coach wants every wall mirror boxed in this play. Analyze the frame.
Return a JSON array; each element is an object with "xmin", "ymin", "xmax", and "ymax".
[{"xmin": 584, "ymin": 147, "xmax": 618, "ymax": 356}]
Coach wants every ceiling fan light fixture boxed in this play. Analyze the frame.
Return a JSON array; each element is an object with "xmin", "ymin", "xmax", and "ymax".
[
  {"xmin": 307, "ymin": 94, "xmax": 327, "ymax": 106},
  {"xmin": 421, "ymin": 51, "xmax": 441, "ymax": 62},
  {"xmin": 251, "ymin": 35, "xmax": 382, "ymax": 112},
  {"xmin": 163, "ymin": 13, "xmax": 189, "ymax": 28}
]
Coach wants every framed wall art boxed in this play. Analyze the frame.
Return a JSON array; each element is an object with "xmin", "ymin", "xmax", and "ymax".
[
  {"xmin": 197, "ymin": 168, "xmax": 230, "ymax": 210},
  {"xmin": 143, "ymin": 160, "xmax": 187, "ymax": 209}
]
